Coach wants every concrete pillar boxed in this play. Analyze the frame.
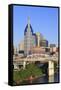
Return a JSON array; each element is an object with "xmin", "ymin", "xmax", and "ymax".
[
  {"xmin": 49, "ymin": 75, "xmax": 54, "ymax": 82},
  {"xmin": 48, "ymin": 60, "xmax": 54, "ymax": 76},
  {"xmin": 48, "ymin": 61, "xmax": 54, "ymax": 82},
  {"xmin": 14, "ymin": 63, "xmax": 19, "ymax": 70},
  {"xmin": 23, "ymin": 61, "xmax": 26, "ymax": 69}
]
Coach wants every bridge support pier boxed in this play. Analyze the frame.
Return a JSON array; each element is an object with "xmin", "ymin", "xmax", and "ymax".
[
  {"xmin": 48, "ymin": 60, "xmax": 54, "ymax": 82},
  {"xmin": 14, "ymin": 63, "xmax": 19, "ymax": 70},
  {"xmin": 48, "ymin": 60, "xmax": 54, "ymax": 76},
  {"xmin": 23, "ymin": 61, "xmax": 26, "ymax": 69}
]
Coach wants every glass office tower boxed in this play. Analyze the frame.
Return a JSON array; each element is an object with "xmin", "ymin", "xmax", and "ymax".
[{"xmin": 24, "ymin": 17, "xmax": 33, "ymax": 56}]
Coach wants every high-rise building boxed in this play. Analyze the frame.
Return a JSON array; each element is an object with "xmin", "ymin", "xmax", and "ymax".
[
  {"xmin": 32, "ymin": 33, "xmax": 37, "ymax": 47},
  {"xmin": 40, "ymin": 40, "xmax": 48, "ymax": 47},
  {"xmin": 36, "ymin": 32, "xmax": 41, "ymax": 47},
  {"xmin": 36, "ymin": 32, "xmax": 48, "ymax": 47},
  {"xmin": 36, "ymin": 32, "xmax": 45, "ymax": 47},
  {"xmin": 24, "ymin": 17, "xmax": 33, "ymax": 56},
  {"xmin": 24, "ymin": 17, "xmax": 49, "ymax": 56}
]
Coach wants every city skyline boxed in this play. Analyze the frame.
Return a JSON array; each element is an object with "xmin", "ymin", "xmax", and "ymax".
[{"xmin": 13, "ymin": 5, "xmax": 59, "ymax": 48}]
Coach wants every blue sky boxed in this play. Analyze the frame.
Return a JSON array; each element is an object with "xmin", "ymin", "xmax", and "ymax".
[{"xmin": 13, "ymin": 5, "xmax": 58, "ymax": 47}]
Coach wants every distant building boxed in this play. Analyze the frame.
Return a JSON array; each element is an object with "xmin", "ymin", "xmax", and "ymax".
[
  {"xmin": 14, "ymin": 47, "xmax": 18, "ymax": 55},
  {"xmin": 35, "ymin": 32, "xmax": 48, "ymax": 47},
  {"xmin": 36, "ymin": 32, "xmax": 41, "ymax": 47},
  {"xmin": 18, "ymin": 40, "xmax": 24, "ymax": 51},
  {"xmin": 50, "ymin": 47, "xmax": 56, "ymax": 53},
  {"xmin": 50, "ymin": 44, "xmax": 56, "ymax": 53},
  {"xmin": 56, "ymin": 47, "xmax": 59, "ymax": 52},
  {"xmin": 31, "ymin": 47, "xmax": 46, "ymax": 54},
  {"xmin": 50, "ymin": 44, "xmax": 56, "ymax": 47},
  {"xmin": 32, "ymin": 33, "xmax": 37, "ymax": 47},
  {"xmin": 40, "ymin": 40, "xmax": 48, "ymax": 47}
]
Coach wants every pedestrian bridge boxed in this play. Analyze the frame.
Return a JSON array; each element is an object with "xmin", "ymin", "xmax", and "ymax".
[
  {"xmin": 13, "ymin": 53, "xmax": 58, "ymax": 62},
  {"xmin": 13, "ymin": 53, "xmax": 58, "ymax": 77}
]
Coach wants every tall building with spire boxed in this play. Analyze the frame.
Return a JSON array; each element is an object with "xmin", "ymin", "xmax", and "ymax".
[
  {"xmin": 24, "ymin": 17, "xmax": 34, "ymax": 56},
  {"xmin": 24, "ymin": 17, "xmax": 48, "ymax": 56}
]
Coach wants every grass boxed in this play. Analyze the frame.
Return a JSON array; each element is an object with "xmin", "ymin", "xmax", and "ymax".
[{"xmin": 13, "ymin": 63, "xmax": 43, "ymax": 82}]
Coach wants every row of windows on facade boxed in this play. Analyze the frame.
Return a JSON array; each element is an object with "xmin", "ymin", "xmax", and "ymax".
[{"xmin": 24, "ymin": 39, "xmax": 48, "ymax": 47}]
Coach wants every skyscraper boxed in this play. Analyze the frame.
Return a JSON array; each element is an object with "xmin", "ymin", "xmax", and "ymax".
[
  {"xmin": 24, "ymin": 17, "xmax": 33, "ymax": 56},
  {"xmin": 40, "ymin": 40, "xmax": 48, "ymax": 47},
  {"xmin": 36, "ymin": 32, "xmax": 41, "ymax": 47},
  {"xmin": 32, "ymin": 33, "xmax": 37, "ymax": 47},
  {"xmin": 24, "ymin": 17, "xmax": 48, "ymax": 56}
]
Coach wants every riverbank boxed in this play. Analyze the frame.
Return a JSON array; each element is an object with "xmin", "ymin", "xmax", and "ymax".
[{"xmin": 13, "ymin": 63, "xmax": 45, "ymax": 85}]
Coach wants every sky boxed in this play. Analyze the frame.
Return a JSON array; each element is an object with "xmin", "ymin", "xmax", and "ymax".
[{"xmin": 13, "ymin": 5, "xmax": 59, "ymax": 47}]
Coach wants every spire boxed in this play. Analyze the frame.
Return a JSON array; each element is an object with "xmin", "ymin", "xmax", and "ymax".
[
  {"xmin": 28, "ymin": 16, "xmax": 30, "ymax": 25},
  {"xmin": 28, "ymin": 16, "xmax": 30, "ymax": 31}
]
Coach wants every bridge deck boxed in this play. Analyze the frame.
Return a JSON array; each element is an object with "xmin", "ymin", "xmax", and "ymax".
[{"xmin": 13, "ymin": 56, "xmax": 58, "ymax": 63}]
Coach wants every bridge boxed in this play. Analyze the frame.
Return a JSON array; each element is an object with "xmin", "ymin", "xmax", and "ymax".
[{"xmin": 13, "ymin": 53, "xmax": 58, "ymax": 77}]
